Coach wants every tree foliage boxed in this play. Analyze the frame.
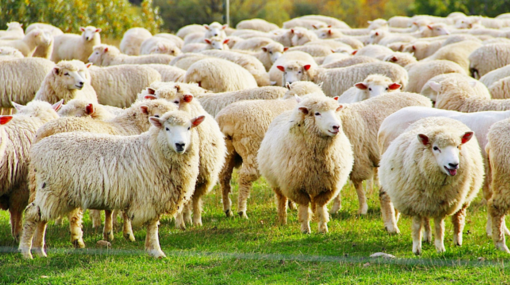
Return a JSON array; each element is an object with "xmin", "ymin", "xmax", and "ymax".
[
  {"xmin": 0, "ymin": 0, "xmax": 162, "ymax": 38},
  {"xmin": 410, "ymin": 0, "xmax": 510, "ymax": 17}
]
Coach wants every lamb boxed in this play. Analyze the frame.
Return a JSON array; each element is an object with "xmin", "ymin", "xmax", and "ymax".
[
  {"xmin": 0, "ymin": 57, "xmax": 55, "ymax": 107},
  {"xmin": 404, "ymin": 60, "xmax": 466, "ymax": 93},
  {"xmin": 204, "ymin": 22, "xmax": 228, "ymax": 39},
  {"xmin": 480, "ymin": 65, "xmax": 510, "ymax": 87},
  {"xmin": 120, "ymin": 27, "xmax": 152, "ymax": 55},
  {"xmin": 19, "ymin": 110, "xmax": 203, "ymax": 259},
  {"xmin": 422, "ymin": 40, "xmax": 482, "ymax": 73},
  {"xmin": 488, "ymin": 76, "xmax": 510, "ymax": 99},
  {"xmin": 0, "ymin": 100, "xmax": 62, "ymax": 241},
  {"xmin": 184, "ymin": 58, "xmax": 258, "ymax": 92},
  {"xmin": 176, "ymin": 24, "xmax": 207, "ymax": 39},
  {"xmin": 0, "ymin": 29, "xmax": 52, "ymax": 57},
  {"xmin": 170, "ymin": 53, "xmax": 210, "ymax": 70},
  {"xmin": 88, "ymin": 65, "xmax": 161, "ymax": 108},
  {"xmin": 379, "ymin": 117, "xmax": 483, "ymax": 254},
  {"xmin": 257, "ymin": 95, "xmax": 354, "ymax": 233},
  {"xmin": 336, "ymin": 74, "xmax": 401, "ymax": 103},
  {"xmin": 33, "ymin": 60, "xmax": 98, "ymax": 104},
  {"xmin": 88, "ymin": 44, "xmax": 174, "ymax": 66},
  {"xmin": 469, "ymin": 43, "xmax": 510, "ymax": 79},
  {"xmin": 140, "ymin": 36, "xmax": 181, "ymax": 56},
  {"xmin": 383, "ymin": 52, "xmax": 417, "ymax": 67},
  {"xmin": 216, "ymin": 82, "xmax": 325, "ymax": 218},
  {"xmin": 51, "ymin": 26, "xmax": 101, "ymax": 63},
  {"xmin": 236, "ymin": 19, "xmax": 279, "ymax": 32},
  {"xmin": 154, "ymin": 85, "xmax": 226, "ymax": 229}
]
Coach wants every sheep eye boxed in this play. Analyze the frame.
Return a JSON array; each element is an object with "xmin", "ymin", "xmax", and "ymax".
[
  {"xmin": 64, "ymin": 72, "xmax": 69, "ymax": 76},
  {"xmin": 174, "ymin": 101, "xmax": 179, "ymax": 104},
  {"xmin": 433, "ymin": 146, "xmax": 439, "ymax": 151},
  {"xmin": 368, "ymin": 88, "xmax": 372, "ymax": 91},
  {"xmin": 298, "ymin": 71, "xmax": 302, "ymax": 74},
  {"xmin": 385, "ymin": 87, "xmax": 389, "ymax": 90},
  {"xmin": 269, "ymin": 51, "xmax": 272, "ymax": 54},
  {"xmin": 187, "ymin": 127, "xmax": 191, "ymax": 130},
  {"xmin": 154, "ymin": 115, "xmax": 160, "ymax": 118},
  {"xmin": 314, "ymin": 112, "xmax": 320, "ymax": 116},
  {"xmin": 165, "ymin": 127, "xmax": 169, "ymax": 131}
]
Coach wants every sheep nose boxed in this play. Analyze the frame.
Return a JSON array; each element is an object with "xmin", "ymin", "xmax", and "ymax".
[
  {"xmin": 78, "ymin": 81, "xmax": 84, "ymax": 86},
  {"xmin": 214, "ymin": 33, "xmax": 218, "ymax": 36},
  {"xmin": 448, "ymin": 163, "xmax": 459, "ymax": 169},
  {"xmin": 175, "ymin": 143, "xmax": 185, "ymax": 152},
  {"xmin": 332, "ymin": 125, "xmax": 339, "ymax": 131}
]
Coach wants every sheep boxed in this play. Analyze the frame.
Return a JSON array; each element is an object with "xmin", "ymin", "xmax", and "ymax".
[
  {"xmin": 204, "ymin": 22, "xmax": 228, "ymax": 39},
  {"xmin": 0, "ymin": 22, "xmax": 24, "ymax": 39},
  {"xmin": 154, "ymin": 33, "xmax": 184, "ymax": 49},
  {"xmin": 31, "ymin": 30, "xmax": 54, "ymax": 59},
  {"xmin": 441, "ymin": 34, "xmax": 481, "ymax": 47},
  {"xmin": 315, "ymin": 28, "xmax": 343, "ymax": 40},
  {"xmin": 180, "ymin": 43, "xmax": 208, "ymax": 53},
  {"xmin": 299, "ymin": 15, "xmax": 350, "ymax": 29},
  {"xmin": 404, "ymin": 60, "xmax": 466, "ymax": 93},
  {"xmin": 196, "ymin": 86, "xmax": 288, "ymax": 117},
  {"xmin": 383, "ymin": 52, "xmax": 417, "ymax": 67},
  {"xmin": 170, "ymin": 53, "xmax": 210, "ymax": 70},
  {"xmin": 0, "ymin": 100, "xmax": 62, "ymax": 241},
  {"xmin": 288, "ymin": 45, "xmax": 333, "ymax": 57},
  {"xmin": 334, "ymin": 37, "xmax": 364, "ymax": 50},
  {"xmin": 203, "ymin": 37, "xmax": 230, "ymax": 50},
  {"xmin": 176, "ymin": 24, "xmax": 207, "ymax": 39},
  {"xmin": 422, "ymin": 40, "xmax": 482, "ymax": 73},
  {"xmin": 278, "ymin": 61, "xmax": 409, "ymax": 97},
  {"xmin": 120, "ymin": 28, "xmax": 153, "ymax": 55},
  {"xmin": 231, "ymin": 29, "xmax": 271, "ymax": 39},
  {"xmin": 402, "ymin": 40, "xmax": 443, "ymax": 60},
  {"xmin": 184, "ymin": 58, "xmax": 258, "ymax": 92},
  {"xmin": 140, "ymin": 36, "xmax": 181, "ymax": 56},
  {"xmin": 469, "ymin": 44, "xmax": 510, "ymax": 79},
  {"xmin": 0, "ymin": 46, "xmax": 24, "ymax": 59},
  {"xmin": 236, "ymin": 19, "xmax": 279, "ymax": 32},
  {"xmin": 238, "ymin": 42, "xmax": 286, "ymax": 71},
  {"xmin": 88, "ymin": 44, "xmax": 174, "ymax": 66},
  {"xmin": 290, "ymin": 27, "xmax": 319, "ymax": 46},
  {"xmin": 0, "ymin": 57, "xmax": 55, "ymax": 107},
  {"xmin": 388, "ymin": 16, "xmax": 412, "ymax": 28},
  {"xmin": 145, "ymin": 64, "xmax": 186, "ymax": 82},
  {"xmin": 354, "ymin": 44, "xmax": 394, "ymax": 60},
  {"xmin": 283, "ymin": 18, "xmax": 329, "ymax": 30},
  {"xmin": 368, "ymin": 29, "xmax": 416, "ymax": 46},
  {"xmin": 0, "ymin": 29, "xmax": 51, "ymax": 57},
  {"xmin": 258, "ymin": 95, "xmax": 353, "ymax": 233},
  {"xmin": 232, "ymin": 37, "xmax": 275, "ymax": 51},
  {"xmin": 269, "ymin": 51, "xmax": 317, "ymax": 86},
  {"xmin": 379, "ymin": 117, "xmax": 483, "ymax": 254},
  {"xmin": 18, "ymin": 110, "xmax": 203, "ymax": 259},
  {"xmin": 321, "ymin": 56, "xmax": 378, "ymax": 69},
  {"xmin": 420, "ymin": 73, "xmax": 490, "ymax": 103},
  {"xmin": 488, "ymin": 77, "xmax": 510, "ymax": 99},
  {"xmin": 154, "ymin": 85, "xmax": 226, "ymax": 229},
  {"xmin": 480, "ymin": 65, "xmax": 510, "ymax": 87},
  {"xmin": 216, "ymin": 82, "xmax": 325, "ymax": 218},
  {"xmin": 336, "ymin": 74, "xmax": 401, "ymax": 103},
  {"xmin": 321, "ymin": 53, "xmax": 351, "ymax": 66},
  {"xmin": 51, "ymin": 26, "xmax": 101, "ymax": 63},
  {"xmin": 57, "ymin": 99, "xmax": 115, "ymax": 120},
  {"xmin": 25, "ymin": 23, "xmax": 63, "ymax": 37},
  {"xmin": 268, "ymin": 29, "xmax": 294, "ymax": 47}
]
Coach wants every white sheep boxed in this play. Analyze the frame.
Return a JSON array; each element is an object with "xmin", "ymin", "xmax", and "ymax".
[
  {"xmin": 380, "ymin": 117, "xmax": 483, "ymax": 254},
  {"xmin": 25, "ymin": 23, "xmax": 63, "ymax": 37},
  {"xmin": 176, "ymin": 24, "xmax": 207, "ymax": 39},
  {"xmin": 154, "ymin": 33, "xmax": 184, "ymax": 49},
  {"xmin": 422, "ymin": 40, "xmax": 482, "ymax": 73},
  {"xmin": 0, "ymin": 46, "xmax": 24, "ymax": 59},
  {"xmin": 0, "ymin": 22, "xmax": 24, "ymax": 39},
  {"xmin": 468, "ymin": 43, "xmax": 510, "ymax": 79},
  {"xmin": 204, "ymin": 22, "xmax": 228, "ymax": 39},
  {"xmin": 283, "ymin": 18, "xmax": 329, "ymax": 30},
  {"xmin": 288, "ymin": 45, "xmax": 333, "ymax": 57},
  {"xmin": 236, "ymin": 19, "xmax": 279, "ymax": 32},
  {"xmin": 0, "ymin": 100, "xmax": 62, "ymax": 241},
  {"xmin": 403, "ymin": 40, "xmax": 443, "ymax": 60},
  {"xmin": 404, "ymin": 60, "xmax": 466, "ymax": 93},
  {"xmin": 488, "ymin": 76, "xmax": 510, "ymax": 99},
  {"xmin": 88, "ymin": 44, "xmax": 174, "ymax": 66},
  {"xmin": 420, "ymin": 73, "xmax": 490, "ymax": 103},
  {"xmin": 321, "ymin": 56, "xmax": 378, "ymax": 69},
  {"xmin": 31, "ymin": 30, "xmax": 54, "ymax": 59},
  {"xmin": 383, "ymin": 52, "xmax": 417, "ymax": 67},
  {"xmin": 204, "ymin": 37, "xmax": 230, "ymax": 50},
  {"xmin": 237, "ymin": 42, "xmax": 286, "ymax": 71},
  {"xmin": 336, "ymin": 74, "xmax": 401, "ymax": 103},
  {"xmin": 145, "ymin": 64, "xmax": 186, "ymax": 82},
  {"xmin": 51, "ymin": 26, "xmax": 101, "ymax": 63},
  {"xmin": 354, "ymin": 44, "xmax": 395, "ymax": 60},
  {"xmin": 258, "ymin": 95, "xmax": 354, "ymax": 233},
  {"xmin": 19, "ymin": 110, "xmax": 203, "ymax": 259},
  {"xmin": 0, "ymin": 29, "xmax": 51, "ymax": 57},
  {"xmin": 170, "ymin": 53, "xmax": 210, "ymax": 70},
  {"xmin": 140, "ymin": 36, "xmax": 181, "ymax": 56},
  {"xmin": 269, "ymin": 51, "xmax": 317, "ymax": 86},
  {"xmin": 388, "ymin": 16, "xmax": 412, "ymax": 28},
  {"xmin": 480, "ymin": 65, "xmax": 510, "ymax": 87},
  {"xmin": 120, "ymin": 27, "xmax": 152, "ymax": 55},
  {"xmin": 184, "ymin": 58, "xmax": 258, "ymax": 92},
  {"xmin": 232, "ymin": 37, "xmax": 274, "ymax": 51},
  {"xmin": 299, "ymin": 15, "xmax": 350, "ymax": 29},
  {"xmin": 57, "ymin": 99, "xmax": 115, "ymax": 120},
  {"xmin": 290, "ymin": 27, "xmax": 319, "ymax": 46}
]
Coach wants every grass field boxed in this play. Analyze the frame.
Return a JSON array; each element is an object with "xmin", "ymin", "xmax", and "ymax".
[{"xmin": 0, "ymin": 172, "xmax": 509, "ymax": 284}]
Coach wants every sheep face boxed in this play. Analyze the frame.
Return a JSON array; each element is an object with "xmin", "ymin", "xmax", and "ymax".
[
  {"xmin": 88, "ymin": 47, "xmax": 106, "ymax": 65},
  {"xmin": 277, "ymin": 62, "xmax": 312, "ymax": 86},
  {"xmin": 427, "ymin": 24, "xmax": 450, "ymax": 36},
  {"xmin": 205, "ymin": 38, "xmax": 229, "ymax": 50},
  {"xmin": 204, "ymin": 23, "xmax": 227, "ymax": 38},
  {"xmin": 355, "ymin": 77, "xmax": 401, "ymax": 100},
  {"xmin": 262, "ymin": 45, "xmax": 282, "ymax": 63},
  {"xmin": 13, "ymin": 100, "xmax": 62, "ymax": 119},
  {"xmin": 417, "ymin": 132, "xmax": 473, "ymax": 176},
  {"xmin": 368, "ymin": 30, "xmax": 384, "ymax": 44},
  {"xmin": 298, "ymin": 100, "xmax": 343, "ymax": 137},
  {"xmin": 54, "ymin": 65, "xmax": 88, "ymax": 90},
  {"xmin": 80, "ymin": 26, "xmax": 101, "ymax": 41},
  {"xmin": 150, "ymin": 113, "xmax": 204, "ymax": 153}
]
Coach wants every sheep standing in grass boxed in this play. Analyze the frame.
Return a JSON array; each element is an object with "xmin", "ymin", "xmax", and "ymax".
[
  {"xmin": 336, "ymin": 74, "xmax": 401, "ymax": 103},
  {"xmin": 0, "ymin": 100, "xmax": 62, "ymax": 241},
  {"xmin": 51, "ymin": 26, "xmax": 101, "ymax": 63},
  {"xmin": 258, "ymin": 95, "xmax": 353, "ymax": 233},
  {"xmin": 88, "ymin": 44, "xmax": 174, "ymax": 66},
  {"xmin": 380, "ymin": 117, "xmax": 483, "ymax": 255},
  {"xmin": 19, "ymin": 110, "xmax": 203, "ymax": 259}
]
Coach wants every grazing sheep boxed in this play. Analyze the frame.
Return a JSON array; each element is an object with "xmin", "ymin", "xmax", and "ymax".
[
  {"xmin": 0, "ymin": 58, "xmax": 55, "ymax": 107},
  {"xmin": 184, "ymin": 58, "xmax": 258, "ymax": 92},
  {"xmin": 236, "ymin": 19, "xmax": 279, "ymax": 32},
  {"xmin": 380, "ymin": 117, "xmax": 483, "ymax": 255},
  {"xmin": 0, "ymin": 100, "xmax": 62, "ymax": 241},
  {"xmin": 336, "ymin": 74, "xmax": 401, "ymax": 103},
  {"xmin": 34, "ymin": 60, "xmax": 97, "ymax": 104},
  {"xmin": 258, "ymin": 95, "xmax": 354, "ymax": 233},
  {"xmin": 88, "ymin": 44, "xmax": 174, "ymax": 66},
  {"xmin": 404, "ymin": 60, "xmax": 466, "ymax": 93},
  {"xmin": 19, "ymin": 110, "xmax": 203, "ymax": 259},
  {"xmin": 0, "ymin": 29, "xmax": 51, "ymax": 57},
  {"xmin": 423, "ymin": 40, "xmax": 482, "ymax": 73},
  {"xmin": 89, "ymin": 65, "xmax": 161, "ymax": 108},
  {"xmin": 120, "ymin": 27, "xmax": 152, "ymax": 55},
  {"xmin": 51, "ymin": 26, "xmax": 101, "ymax": 63},
  {"xmin": 469, "ymin": 43, "xmax": 510, "ymax": 79}
]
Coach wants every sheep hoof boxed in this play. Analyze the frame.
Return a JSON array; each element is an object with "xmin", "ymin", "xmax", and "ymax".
[
  {"xmin": 147, "ymin": 249, "xmax": 166, "ymax": 259},
  {"xmin": 19, "ymin": 248, "xmax": 33, "ymax": 259},
  {"xmin": 385, "ymin": 225, "xmax": 400, "ymax": 235},
  {"xmin": 105, "ymin": 231, "xmax": 114, "ymax": 241},
  {"xmin": 495, "ymin": 242, "xmax": 510, "ymax": 253},
  {"xmin": 238, "ymin": 211, "xmax": 248, "ymax": 219},
  {"xmin": 124, "ymin": 233, "xmax": 136, "ymax": 242},
  {"xmin": 32, "ymin": 247, "xmax": 47, "ymax": 257},
  {"xmin": 413, "ymin": 249, "xmax": 422, "ymax": 256},
  {"xmin": 224, "ymin": 209, "xmax": 233, "ymax": 217},
  {"xmin": 72, "ymin": 239, "xmax": 85, "ymax": 249}
]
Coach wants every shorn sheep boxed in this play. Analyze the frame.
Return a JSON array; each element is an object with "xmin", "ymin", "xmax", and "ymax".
[
  {"xmin": 379, "ymin": 117, "xmax": 484, "ymax": 255},
  {"xmin": 258, "ymin": 95, "xmax": 354, "ymax": 233},
  {"xmin": 88, "ymin": 44, "xmax": 174, "ymax": 66},
  {"xmin": 19, "ymin": 110, "xmax": 204, "ymax": 259},
  {"xmin": 51, "ymin": 26, "xmax": 101, "ymax": 63},
  {"xmin": 0, "ymin": 100, "xmax": 62, "ymax": 241}
]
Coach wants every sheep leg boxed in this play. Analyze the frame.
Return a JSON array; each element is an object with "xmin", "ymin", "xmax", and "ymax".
[
  {"xmin": 379, "ymin": 187, "xmax": 400, "ymax": 234},
  {"xmin": 145, "ymin": 219, "xmax": 166, "ymax": 258},
  {"xmin": 452, "ymin": 206, "xmax": 467, "ymax": 246},
  {"xmin": 32, "ymin": 221, "xmax": 48, "ymax": 257},
  {"xmin": 174, "ymin": 208, "xmax": 187, "ymax": 231},
  {"xmin": 412, "ymin": 216, "xmax": 423, "ymax": 255},
  {"xmin": 192, "ymin": 195, "xmax": 203, "ymax": 226},
  {"xmin": 183, "ymin": 201, "xmax": 193, "ymax": 225},
  {"xmin": 90, "ymin": 209, "xmax": 102, "ymax": 228},
  {"xmin": 316, "ymin": 202, "xmax": 329, "ymax": 234},
  {"xmin": 122, "ymin": 211, "xmax": 135, "ymax": 242},
  {"xmin": 353, "ymin": 180, "xmax": 368, "ymax": 215},
  {"xmin": 274, "ymin": 188, "xmax": 288, "ymax": 225},
  {"xmin": 112, "ymin": 209, "xmax": 120, "ymax": 229},
  {"xmin": 69, "ymin": 208, "xmax": 85, "ymax": 248},
  {"xmin": 219, "ymin": 147, "xmax": 237, "ymax": 217},
  {"xmin": 298, "ymin": 204, "xmax": 311, "ymax": 234},
  {"xmin": 237, "ymin": 170, "xmax": 258, "ymax": 219},
  {"xmin": 18, "ymin": 203, "xmax": 41, "ymax": 259},
  {"xmin": 9, "ymin": 206, "xmax": 23, "ymax": 242},
  {"xmin": 103, "ymin": 210, "xmax": 114, "ymax": 241},
  {"xmin": 288, "ymin": 200, "xmax": 296, "ymax": 210},
  {"xmin": 423, "ymin": 217, "xmax": 432, "ymax": 243},
  {"xmin": 434, "ymin": 217, "xmax": 446, "ymax": 253},
  {"xmin": 489, "ymin": 199, "xmax": 510, "ymax": 253},
  {"xmin": 329, "ymin": 193, "xmax": 341, "ymax": 214}
]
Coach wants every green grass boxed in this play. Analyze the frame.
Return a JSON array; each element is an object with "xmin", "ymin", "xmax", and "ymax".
[{"xmin": 1, "ymin": 173, "xmax": 509, "ymax": 284}]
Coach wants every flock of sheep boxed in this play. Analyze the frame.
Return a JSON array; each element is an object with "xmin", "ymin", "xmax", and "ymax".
[{"xmin": 2, "ymin": 11, "xmax": 510, "ymax": 259}]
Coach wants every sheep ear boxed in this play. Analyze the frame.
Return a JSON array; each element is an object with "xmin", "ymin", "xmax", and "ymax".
[
  {"xmin": 290, "ymin": 29, "xmax": 294, "ymax": 34},
  {"xmin": 0, "ymin": 116, "xmax": 13, "ymax": 125},
  {"xmin": 261, "ymin": 47, "xmax": 268, "ymax": 52},
  {"xmin": 412, "ymin": 22, "xmax": 418, "ymax": 26},
  {"xmin": 174, "ymin": 85, "xmax": 181, "ymax": 92},
  {"xmin": 191, "ymin": 115, "xmax": 205, "ymax": 127},
  {"xmin": 95, "ymin": 28, "xmax": 101, "ymax": 33},
  {"xmin": 355, "ymin": 83, "xmax": 367, "ymax": 90},
  {"xmin": 294, "ymin": 95, "xmax": 302, "ymax": 103},
  {"xmin": 312, "ymin": 24, "xmax": 318, "ymax": 29},
  {"xmin": 328, "ymin": 29, "xmax": 332, "ymax": 35},
  {"xmin": 204, "ymin": 24, "xmax": 210, "ymax": 30},
  {"xmin": 53, "ymin": 67, "xmax": 61, "ymax": 76},
  {"xmin": 412, "ymin": 45, "xmax": 416, "ymax": 51},
  {"xmin": 390, "ymin": 56, "xmax": 398, "ymax": 62},
  {"xmin": 80, "ymin": 27, "xmax": 85, "ymax": 32},
  {"xmin": 298, "ymin": 107, "xmax": 308, "ymax": 115},
  {"xmin": 417, "ymin": 134, "xmax": 429, "ymax": 145},
  {"xmin": 147, "ymin": 88, "xmax": 156, "ymax": 95},
  {"xmin": 375, "ymin": 32, "xmax": 379, "ymax": 36},
  {"xmin": 286, "ymin": 82, "xmax": 291, "ymax": 90},
  {"xmin": 388, "ymin": 83, "xmax": 401, "ymax": 90},
  {"xmin": 277, "ymin": 65, "xmax": 285, "ymax": 72},
  {"xmin": 331, "ymin": 49, "xmax": 335, "ymax": 53},
  {"xmin": 222, "ymin": 25, "xmax": 228, "ymax": 30},
  {"xmin": 204, "ymin": 39, "xmax": 211, "ymax": 44},
  {"xmin": 140, "ymin": 106, "xmax": 149, "ymax": 115},
  {"xmin": 427, "ymin": 25, "xmax": 433, "ymax": 30},
  {"xmin": 52, "ymin": 100, "xmax": 64, "ymax": 111},
  {"xmin": 86, "ymin": 63, "xmax": 92, "ymax": 68},
  {"xmin": 183, "ymin": 94, "xmax": 193, "ymax": 103},
  {"xmin": 149, "ymin": 116, "xmax": 163, "ymax": 128},
  {"xmin": 85, "ymin": 103, "xmax": 94, "ymax": 115},
  {"xmin": 328, "ymin": 25, "xmax": 332, "ymax": 28},
  {"xmin": 336, "ymin": 105, "xmax": 344, "ymax": 112},
  {"xmin": 461, "ymin": 132, "xmax": 474, "ymax": 144},
  {"xmin": 303, "ymin": 64, "xmax": 311, "ymax": 71},
  {"xmin": 223, "ymin": 38, "xmax": 230, "ymax": 44},
  {"xmin": 283, "ymin": 47, "xmax": 289, "ymax": 52},
  {"xmin": 144, "ymin": 95, "xmax": 157, "ymax": 100},
  {"xmin": 11, "ymin": 102, "xmax": 23, "ymax": 111},
  {"xmin": 429, "ymin": 82, "xmax": 441, "ymax": 92},
  {"xmin": 352, "ymin": 50, "xmax": 358, "ymax": 55}
]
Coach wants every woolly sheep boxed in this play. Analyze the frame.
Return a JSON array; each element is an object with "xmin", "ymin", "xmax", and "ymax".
[
  {"xmin": 336, "ymin": 74, "xmax": 401, "ymax": 103},
  {"xmin": 154, "ymin": 33, "xmax": 184, "ymax": 49},
  {"xmin": 145, "ymin": 64, "xmax": 185, "ymax": 82},
  {"xmin": 388, "ymin": 16, "xmax": 412, "ymax": 28},
  {"xmin": 170, "ymin": 53, "xmax": 210, "ymax": 70},
  {"xmin": 51, "ymin": 26, "xmax": 101, "ymax": 63},
  {"xmin": 404, "ymin": 60, "xmax": 466, "ymax": 93},
  {"xmin": 0, "ymin": 29, "xmax": 51, "ymax": 57},
  {"xmin": 0, "ymin": 57, "xmax": 55, "ymax": 107},
  {"xmin": 140, "ymin": 36, "xmax": 181, "ymax": 56},
  {"xmin": 288, "ymin": 45, "xmax": 332, "ymax": 57},
  {"xmin": 334, "ymin": 37, "xmax": 364, "ymax": 50},
  {"xmin": 488, "ymin": 76, "xmax": 510, "ymax": 99},
  {"xmin": 258, "ymin": 95, "xmax": 353, "ymax": 233},
  {"xmin": 184, "ymin": 58, "xmax": 258, "ymax": 92},
  {"xmin": 88, "ymin": 44, "xmax": 174, "ymax": 66},
  {"xmin": 204, "ymin": 22, "xmax": 228, "ymax": 39},
  {"xmin": 232, "ymin": 37, "xmax": 275, "ymax": 51},
  {"xmin": 25, "ymin": 23, "xmax": 63, "ymax": 37},
  {"xmin": 368, "ymin": 29, "xmax": 416, "ymax": 46},
  {"xmin": 57, "ymin": 99, "xmax": 115, "ymax": 120},
  {"xmin": 0, "ymin": 22, "xmax": 24, "ymax": 39},
  {"xmin": 383, "ymin": 52, "xmax": 417, "ymax": 67},
  {"xmin": 283, "ymin": 18, "xmax": 329, "ymax": 30},
  {"xmin": 31, "ymin": 30, "xmax": 54, "ymax": 59},
  {"xmin": 469, "ymin": 43, "xmax": 510, "ymax": 79},
  {"xmin": 176, "ymin": 24, "xmax": 207, "ymax": 39},
  {"xmin": 380, "ymin": 117, "xmax": 483, "ymax": 254},
  {"xmin": 0, "ymin": 100, "xmax": 62, "ymax": 241},
  {"xmin": 290, "ymin": 27, "xmax": 319, "ymax": 46},
  {"xmin": 402, "ymin": 40, "xmax": 443, "ymax": 60},
  {"xmin": 299, "ymin": 15, "xmax": 350, "ymax": 29},
  {"xmin": 269, "ymin": 51, "xmax": 317, "ymax": 86},
  {"xmin": 180, "ymin": 43, "xmax": 208, "ymax": 53},
  {"xmin": 19, "ymin": 110, "xmax": 203, "ymax": 259},
  {"xmin": 320, "ymin": 53, "xmax": 351, "ymax": 66},
  {"xmin": 236, "ymin": 19, "xmax": 279, "ymax": 32},
  {"xmin": 0, "ymin": 46, "xmax": 23, "ymax": 59},
  {"xmin": 321, "ymin": 56, "xmax": 378, "ymax": 69},
  {"xmin": 119, "ymin": 28, "xmax": 152, "ymax": 56},
  {"xmin": 237, "ymin": 42, "xmax": 285, "ymax": 71},
  {"xmin": 423, "ymin": 40, "xmax": 482, "ymax": 73},
  {"xmin": 354, "ymin": 44, "xmax": 394, "ymax": 60},
  {"xmin": 480, "ymin": 65, "xmax": 510, "ymax": 87},
  {"xmin": 89, "ymin": 65, "xmax": 161, "ymax": 108},
  {"xmin": 420, "ymin": 73, "xmax": 490, "ymax": 103},
  {"xmin": 204, "ymin": 37, "xmax": 230, "ymax": 50}
]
